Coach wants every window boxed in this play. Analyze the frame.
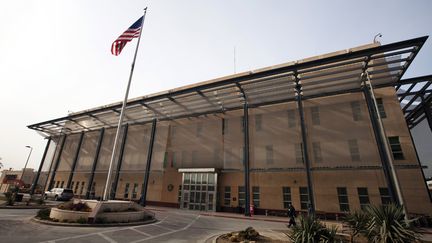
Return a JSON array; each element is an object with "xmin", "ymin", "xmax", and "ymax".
[
  {"xmin": 238, "ymin": 186, "xmax": 245, "ymax": 207},
  {"xmin": 379, "ymin": 188, "xmax": 392, "ymax": 205},
  {"xmin": 376, "ymin": 98, "xmax": 387, "ymax": 118},
  {"xmin": 178, "ymin": 185, "xmax": 182, "ymax": 202},
  {"xmin": 171, "ymin": 152, "xmax": 176, "ymax": 168},
  {"xmin": 337, "ymin": 187, "xmax": 350, "ymax": 212},
  {"xmin": 241, "ymin": 116, "xmax": 245, "ymax": 132},
  {"xmin": 70, "ymin": 181, "xmax": 74, "ymax": 190},
  {"xmin": 312, "ymin": 142, "xmax": 323, "ymax": 163},
  {"xmin": 282, "ymin": 187, "xmax": 292, "ymax": 209},
  {"xmin": 287, "ymin": 110, "xmax": 296, "ymax": 128},
  {"xmin": 170, "ymin": 126, "xmax": 176, "ymax": 139},
  {"xmin": 60, "ymin": 181, "xmax": 64, "ymax": 188},
  {"xmin": 74, "ymin": 181, "xmax": 80, "ymax": 194},
  {"xmin": 358, "ymin": 187, "xmax": 370, "ymax": 210},
  {"xmin": 311, "ymin": 106, "xmax": 320, "ymax": 125},
  {"xmin": 91, "ymin": 182, "xmax": 96, "ymax": 197},
  {"xmin": 79, "ymin": 182, "xmax": 85, "ymax": 195},
  {"xmin": 266, "ymin": 145, "xmax": 274, "ymax": 164},
  {"xmin": 132, "ymin": 183, "xmax": 138, "ymax": 199},
  {"xmin": 252, "ymin": 187, "xmax": 260, "ymax": 207},
  {"xmin": 348, "ymin": 139, "xmax": 361, "ymax": 162},
  {"xmin": 196, "ymin": 123, "xmax": 203, "ymax": 137},
  {"xmin": 300, "ymin": 187, "xmax": 309, "ymax": 210},
  {"xmin": 224, "ymin": 186, "xmax": 231, "ymax": 206},
  {"xmin": 223, "ymin": 118, "xmax": 228, "ymax": 134},
  {"xmin": 388, "ymin": 136, "xmax": 404, "ymax": 160},
  {"xmin": 55, "ymin": 181, "xmax": 60, "ymax": 188},
  {"xmin": 351, "ymin": 101, "xmax": 362, "ymax": 121},
  {"xmin": 124, "ymin": 183, "xmax": 130, "ymax": 199},
  {"xmin": 163, "ymin": 152, "xmax": 168, "ymax": 168},
  {"xmin": 182, "ymin": 151, "xmax": 187, "ymax": 164},
  {"xmin": 255, "ymin": 114, "xmax": 262, "ymax": 131},
  {"xmin": 192, "ymin": 151, "xmax": 198, "ymax": 164},
  {"xmin": 295, "ymin": 143, "xmax": 304, "ymax": 163}
]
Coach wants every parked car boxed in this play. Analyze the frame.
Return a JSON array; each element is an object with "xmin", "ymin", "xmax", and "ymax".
[{"xmin": 44, "ymin": 188, "xmax": 74, "ymax": 201}]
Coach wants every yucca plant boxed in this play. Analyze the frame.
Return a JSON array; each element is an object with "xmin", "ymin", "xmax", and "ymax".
[
  {"xmin": 289, "ymin": 215, "xmax": 339, "ymax": 243},
  {"xmin": 343, "ymin": 210, "xmax": 369, "ymax": 242},
  {"xmin": 364, "ymin": 204, "xmax": 419, "ymax": 243}
]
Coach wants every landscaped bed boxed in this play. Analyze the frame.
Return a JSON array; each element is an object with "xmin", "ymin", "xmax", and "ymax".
[
  {"xmin": 217, "ymin": 227, "xmax": 286, "ymax": 243},
  {"xmin": 34, "ymin": 199, "xmax": 155, "ymax": 226}
]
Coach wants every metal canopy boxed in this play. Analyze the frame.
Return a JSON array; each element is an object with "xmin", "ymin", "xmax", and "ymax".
[
  {"xmin": 392, "ymin": 75, "xmax": 432, "ymax": 129},
  {"xmin": 28, "ymin": 36, "xmax": 428, "ymax": 136}
]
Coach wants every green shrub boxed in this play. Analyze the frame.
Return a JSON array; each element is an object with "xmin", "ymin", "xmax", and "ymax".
[
  {"xmin": 4, "ymin": 192, "xmax": 14, "ymax": 206},
  {"xmin": 36, "ymin": 208, "xmax": 51, "ymax": 220},
  {"xmin": 343, "ymin": 210, "xmax": 368, "ymax": 242},
  {"xmin": 364, "ymin": 204, "xmax": 419, "ymax": 243},
  {"xmin": 95, "ymin": 217, "xmax": 107, "ymax": 224},
  {"xmin": 288, "ymin": 215, "xmax": 338, "ymax": 243},
  {"xmin": 57, "ymin": 201, "xmax": 91, "ymax": 212},
  {"xmin": 77, "ymin": 217, "xmax": 87, "ymax": 224}
]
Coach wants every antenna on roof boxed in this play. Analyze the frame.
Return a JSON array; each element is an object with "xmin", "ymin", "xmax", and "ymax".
[
  {"xmin": 374, "ymin": 33, "xmax": 383, "ymax": 43},
  {"xmin": 234, "ymin": 46, "xmax": 236, "ymax": 74}
]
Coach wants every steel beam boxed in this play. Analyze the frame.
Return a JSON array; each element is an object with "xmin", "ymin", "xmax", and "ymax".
[
  {"xmin": 86, "ymin": 128, "xmax": 105, "ymax": 199},
  {"xmin": 47, "ymin": 135, "xmax": 67, "ymax": 190},
  {"xmin": 67, "ymin": 132, "xmax": 85, "ymax": 189},
  {"xmin": 361, "ymin": 84, "xmax": 398, "ymax": 204},
  {"xmin": 295, "ymin": 80, "xmax": 315, "ymax": 215},
  {"xmin": 140, "ymin": 119, "xmax": 157, "ymax": 206},
  {"xmin": 30, "ymin": 138, "xmax": 51, "ymax": 195},
  {"xmin": 110, "ymin": 124, "xmax": 129, "ymax": 200},
  {"xmin": 243, "ymin": 103, "xmax": 251, "ymax": 216}
]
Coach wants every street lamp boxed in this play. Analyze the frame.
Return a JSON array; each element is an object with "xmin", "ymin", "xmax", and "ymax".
[{"xmin": 20, "ymin": 146, "xmax": 33, "ymax": 183}]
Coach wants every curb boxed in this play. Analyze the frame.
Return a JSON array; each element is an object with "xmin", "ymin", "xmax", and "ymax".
[
  {"xmin": 31, "ymin": 217, "xmax": 157, "ymax": 227},
  {"xmin": 200, "ymin": 213, "xmax": 289, "ymax": 224},
  {"xmin": 0, "ymin": 205, "xmax": 53, "ymax": 209}
]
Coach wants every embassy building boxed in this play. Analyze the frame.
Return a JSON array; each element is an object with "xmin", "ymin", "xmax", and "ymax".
[{"xmin": 28, "ymin": 36, "xmax": 432, "ymax": 216}]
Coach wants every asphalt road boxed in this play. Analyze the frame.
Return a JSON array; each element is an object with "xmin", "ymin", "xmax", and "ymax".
[{"xmin": 0, "ymin": 208, "xmax": 289, "ymax": 243}]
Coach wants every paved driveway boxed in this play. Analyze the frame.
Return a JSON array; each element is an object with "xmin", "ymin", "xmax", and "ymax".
[{"xmin": 0, "ymin": 208, "xmax": 289, "ymax": 243}]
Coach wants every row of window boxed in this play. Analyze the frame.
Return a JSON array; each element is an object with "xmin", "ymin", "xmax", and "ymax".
[
  {"xmin": 223, "ymin": 186, "xmax": 391, "ymax": 211},
  {"xmin": 170, "ymin": 98, "xmax": 387, "ymax": 138},
  {"xmin": 164, "ymin": 135, "xmax": 404, "ymax": 167}
]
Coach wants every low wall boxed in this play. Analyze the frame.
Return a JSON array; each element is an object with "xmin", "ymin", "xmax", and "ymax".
[
  {"xmin": 50, "ymin": 208, "xmax": 91, "ymax": 222},
  {"xmin": 50, "ymin": 200, "xmax": 154, "ymax": 224}
]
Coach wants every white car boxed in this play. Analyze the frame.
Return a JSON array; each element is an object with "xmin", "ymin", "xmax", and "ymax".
[{"xmin": 44, "ymin": 188, "xmax": 74, "ymax": 201}]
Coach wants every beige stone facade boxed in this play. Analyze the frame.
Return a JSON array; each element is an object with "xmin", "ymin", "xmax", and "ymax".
[{"xmin": 40, "ymin": 86, "xmax": 432, "ymax": 216}]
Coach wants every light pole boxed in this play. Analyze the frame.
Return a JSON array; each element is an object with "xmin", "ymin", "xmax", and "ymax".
[{"xmin": 20, "ymin": 146, "xmax": 33, "ymax": 185}]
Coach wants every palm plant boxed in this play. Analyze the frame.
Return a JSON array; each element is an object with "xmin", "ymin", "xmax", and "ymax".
[
  {"xmin": 289, "ymin": 215, "xmax": 339, "ymax": 243},
  {"xmin": 343, "ymin": 210, "xmax": 369, "ymax": 242},
  {"xmin": 364, "ymin": 204, "xmax": 419, "ymax": 243}
]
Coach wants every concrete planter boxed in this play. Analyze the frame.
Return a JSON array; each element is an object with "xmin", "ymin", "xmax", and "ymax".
[
  {"xmin": 50, "ymin": 208, "xmax": 91, "ymax": 222},
  {"xmin": 98, "ymin": 210, "xmax": 150, "ymax": 223},
  {"xmin": 48, "ymin": 199, "xmax": 155, "ymax": 224}
]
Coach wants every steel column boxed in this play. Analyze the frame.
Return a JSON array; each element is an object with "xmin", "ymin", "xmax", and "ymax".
[
  {"xmin": 47, "ymin": 135, "xmax": 67, "ymax": 190},
  {"xmin": 295, "ymin": 84, "xmax": 316, "ymax": 215},
  {"xmin": 110, "ymin": 124, "xmax": 129, "ymax": 200},
  {"xmin": 361, "ymin": 85, "xmax": 398, "ymax": 204},
  {"xmin": 30, "ymin": 138, "xmax": 51, "ymax": 195},
  {"xmin": 140, "ymin": 119, "xmax": 157, "ymax": 206},
  {"xmin": 86, "ymin": 128, "xmax": 105, "ymax": 199},
  {"xmin": 243, "ymin": 103, "xmax": 251, "ymax": 216},
  {"xmin": 423, "ymin": 99, "xmax": 432, "ymax": 131},
  {"xmin": 66, "ymin": 132, "xmax": 85, "ymax": 189}
]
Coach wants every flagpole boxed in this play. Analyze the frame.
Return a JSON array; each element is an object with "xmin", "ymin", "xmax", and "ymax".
[{"xmin": 103, "ymin": 7, "xmax": 148, "ymax": 201}]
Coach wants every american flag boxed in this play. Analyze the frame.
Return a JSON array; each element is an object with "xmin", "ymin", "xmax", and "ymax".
[{"xmin": 111, "ymin": 16, "xmax": 143, "ymax": 56}]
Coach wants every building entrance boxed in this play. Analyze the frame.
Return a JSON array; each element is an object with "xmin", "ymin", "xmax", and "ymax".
[{"xmin": 179, "ymin": 168, "xmax": 217, "ymax": 212}]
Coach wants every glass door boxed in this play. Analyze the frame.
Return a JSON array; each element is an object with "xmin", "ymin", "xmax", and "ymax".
[{"xmin": 180, "ymin": 172, "xmax": 217, "ymax": 211}]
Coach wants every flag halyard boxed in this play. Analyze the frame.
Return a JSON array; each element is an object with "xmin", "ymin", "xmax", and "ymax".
[{"xmin": 111, "ymin": 16, "xmax": 143, "ymax": 56}]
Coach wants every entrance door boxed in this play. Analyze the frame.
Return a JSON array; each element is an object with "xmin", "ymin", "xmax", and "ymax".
[{"xmin": 180, "ymin": 172, "xmax": 217, "ymax": 211}]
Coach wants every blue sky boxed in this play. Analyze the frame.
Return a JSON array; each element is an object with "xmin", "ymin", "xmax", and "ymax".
[{"xmin": 0, "ymin": 0, "xmax": 431, "ymax": 173}]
